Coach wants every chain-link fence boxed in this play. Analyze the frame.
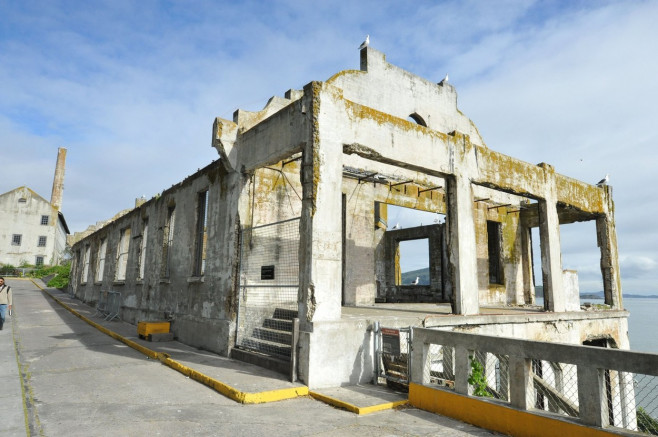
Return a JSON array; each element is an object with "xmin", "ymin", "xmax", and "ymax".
[
  {"xmin": 608, "ymin": 371, "xmax": 658, "ymax": 434},
  {"xmin": 236, "ymin": 218, "xmax": 300, "ymax": 360},
  {"xmin": 471, "ymin": 351, "xmax": 510, "ymax": 402},
  {"xmin": 527, "ymin": 359, "xmax": 579, "ymax": 418}
]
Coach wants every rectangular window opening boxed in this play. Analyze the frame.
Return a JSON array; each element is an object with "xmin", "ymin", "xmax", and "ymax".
[
  {"xmin": 35, "ymin": 256, "xmax": 44, "ymax": 266},
  {"xmin": 41, "ymin": 215, "xmax": 49, "ymax": 225},
  {"xmin": 161, "ymin": 206, "xmax": 176, "ymax": 278},
  {"xmin": 138, "ymin": 219, "xmax": 148, "ymax": 280},
  {"xmin": 193, "ymin": 190, "xmax": 209, "ymax": 276},
  {"xmin": 12, "ymin": 234, "xmax": 22, "ymax": 246},
  {"xmin": 81, "ymin": 245, "xmax": 91, "ymax": 283},
  {"xmin": 96, "ymin": 238, "xmax": 107, "ymax": 282},
  {"xmin": 487, "ymin": 221, "xmax": 503, "ymax": 284},
  {"xmin": 38, "ymin": 236, "xmax": 47, "ymax": 247},
  {"xmin": 397, "ymin": 238, "xmax": 430, "ymax": 286},
  {"xmin": 115, "ymin": 227, "xmax": 131, "ymax": 281}
]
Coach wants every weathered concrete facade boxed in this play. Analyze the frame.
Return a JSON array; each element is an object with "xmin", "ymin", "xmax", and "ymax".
[{"xmin": 71, "ymin": 47, "xmax": 627, "ymax": 389}]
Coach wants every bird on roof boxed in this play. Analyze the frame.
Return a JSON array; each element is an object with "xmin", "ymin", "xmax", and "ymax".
[
  {"xmin": 412, "ymin": 276, "xmax": 420, "ymax": 285},
  {"xmin": 596, "ymin": 174, "xmax": 609, "ymax": 187},
  {"xmin": 439, "ymin": 73, "xmax": 449, "ymax": 85},
  {"xmin": 391, "ymin": 222, "xmax": 400, "ymax": 230},
  {"xmin": 359, "ymin": 35, "xmax": 369, "ymax": 50}
]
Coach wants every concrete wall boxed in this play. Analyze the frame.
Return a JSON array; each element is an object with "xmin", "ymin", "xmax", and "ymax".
[
  {"xmin": 0, "ymin": 186, "xmax": 66, "ymax": 266},
  {"xmin": 72, "ymin": 161, "xmax": 240, "ymax": 355}
]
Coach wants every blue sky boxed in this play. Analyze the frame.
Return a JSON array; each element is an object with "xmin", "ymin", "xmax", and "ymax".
[{"xmin": 1, "ymin": 0, "xmax": 657, "ymax": 294}]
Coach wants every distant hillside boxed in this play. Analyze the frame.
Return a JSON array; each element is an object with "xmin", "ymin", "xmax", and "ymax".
[{"xmin": 401, "ymin": 268, "xmax": 430, "ymax": 285}]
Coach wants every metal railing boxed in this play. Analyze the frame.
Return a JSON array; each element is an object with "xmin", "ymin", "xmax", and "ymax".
[{"xmin": 410, "ymin": 328, "xmax": 658, "ymax": 434}]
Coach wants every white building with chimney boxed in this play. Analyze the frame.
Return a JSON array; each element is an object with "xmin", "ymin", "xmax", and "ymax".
[{"xmin": 0, "ymin": 148, "xmax": 70, "ymax": 267}]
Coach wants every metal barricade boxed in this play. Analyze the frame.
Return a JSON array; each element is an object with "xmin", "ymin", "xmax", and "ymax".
[{"xmin": 94, "ymin": 290, "xmax": 121, "ymax": 321}]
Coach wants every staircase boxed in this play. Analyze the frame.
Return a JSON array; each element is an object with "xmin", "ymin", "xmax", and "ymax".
[{"xmin": 231, "ymin": 308, "xmax": 298, "ymax": 376}]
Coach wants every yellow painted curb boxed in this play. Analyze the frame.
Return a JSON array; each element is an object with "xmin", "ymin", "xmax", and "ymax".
[
  {"xmin": 309, "ymin": 391, "xmax": 408, "ymax": 415},
  {"xmin": 409, "ymin": 383, "xmax": 619, "ymax": 437},
  {"xmin": 36, "ymin": 284, "xmax": 308, "ymax": 405}
]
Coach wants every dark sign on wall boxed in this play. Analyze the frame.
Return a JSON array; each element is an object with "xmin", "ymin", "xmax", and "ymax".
[{"xmin": 381, "ymin": 327, "xmax": 401, "ymax": 355}]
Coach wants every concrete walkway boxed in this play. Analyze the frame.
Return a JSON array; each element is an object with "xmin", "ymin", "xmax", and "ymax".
[{"xmin": 2, "ymin": 278, "xmax": 500, "ymax": 436}]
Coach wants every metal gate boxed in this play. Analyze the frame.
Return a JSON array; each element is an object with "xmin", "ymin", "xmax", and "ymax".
[
  {"xmin": 236, "ymin": 218, "xmax": 300, "ymax": 361},
  {"xmin": 374, "ymin": 322, "xmax": 412, "ymax": 391}
]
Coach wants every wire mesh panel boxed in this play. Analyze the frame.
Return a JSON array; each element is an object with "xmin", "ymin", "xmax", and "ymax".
[
  {"xmin": 527, "ymin": 359, "xmax": 580, "ymax": 418},
  {"xmin": 470, "ymin": 351, "xmax": 510, "ymax": 402},
  {"xmin": 236, "ymin": 218, "xmax": 300, "ymax": 360},
  {"xmin": 608, "ymin": 371, "xmax": 658, "ymax": 434},
  {"xmin": 425, "ymin": 344, "xmax": 455, "ymax": 389}
]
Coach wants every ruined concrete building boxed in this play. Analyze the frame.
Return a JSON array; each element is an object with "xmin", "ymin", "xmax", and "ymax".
[
  {"xmin": 70, "ymin": 47, "xmax": 627, "ymax": 389},
  {"xmin": 1, "ymin": 148, "xmax": 70, "ymax": 267}
]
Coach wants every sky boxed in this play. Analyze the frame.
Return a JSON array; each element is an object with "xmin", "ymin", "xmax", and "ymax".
[{"xmin": 1, "ymin": 0, "xmax": 656, "ymax": 294}]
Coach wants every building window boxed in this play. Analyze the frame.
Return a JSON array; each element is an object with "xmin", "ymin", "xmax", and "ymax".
[
  {"xmin": 38, "ymin": 236, "xmax": 47, "ymax": 247},
  {"xmin": 12, "ymin": 234, "xmax": 22, "ymax": 246},
  {"xmin": 161, "ymin": 206, "xmax": 175, "ymax": 277},
  {"xmin": 115, "ymin": 227, "xmax": 131, "ymax": 281},
  {"xmin": 35, "ymin": 256, "xmax": 44, "ymax": 266},
  {"xmin": 193, "ymin": 190, "xmax": 209, "ymax": 276},
  {"xmin": 96, "ymin": 238, "xmax": 107, "ymax": 282},
  {"xmin": 81, "ymin": 245, "xmax": 91, "ymax": 283},
  {"xmin": 487, "ymin": 221, "xmax": 503, "ymax": 284},
  {"xmin": 138, "ymin": 219, "xmax": 148, "ymax": 280},
  {"xmin": 18, "ymin": 198, "xmax": 27, "ymax": 203},
  {"xmin": 41, "ymin": 215, "xmax": 49, "ymax": 225}
]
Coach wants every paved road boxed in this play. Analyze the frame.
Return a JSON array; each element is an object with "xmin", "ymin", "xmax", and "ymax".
[{"xmin": 2, "ymin": 279, "xmax": 498, "ymax": 436}]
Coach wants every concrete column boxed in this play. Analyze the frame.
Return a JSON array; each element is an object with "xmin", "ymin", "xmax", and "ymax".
[
  {"xmin": 509, "ymin": 355, "xmax": 532, "ymax": 410},
  {"xmin": 410, "ymin": 337, "xmax": 430, "ymax": 385},
  {"xmin": 454, "ymin": 345, "xmax": 470, "ymax": 395},
  {"xmin": 446, "ymin": 174, "xmax": 479, "ymax": 315},
  {"xmin": 596, "ymin": 187, "xmax": 622, "ymax": 309},
  {"xmin": 520, "ymin": 224, "xmax": 535, "ymax": 304},
  {"xmin": 298, "ymin": 82, "xmax": 343, "ymax": 326},
  {"xmin": 577, "ymin": 366, "xmax": 607, "ymax": 427},
  {"xmin": 537, "ymin": 164, "xmax": 565, "ymax": 312}
]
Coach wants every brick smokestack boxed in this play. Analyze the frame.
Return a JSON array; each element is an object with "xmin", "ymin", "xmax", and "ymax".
[{"xmin": 50, "ymin": 147, "xmax": 67, "ymax": 211}]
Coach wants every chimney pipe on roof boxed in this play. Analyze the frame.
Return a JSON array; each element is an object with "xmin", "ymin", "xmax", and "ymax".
[{"xmin": 50, "ymin": 147, "xmax": 67, "ymax": 211}]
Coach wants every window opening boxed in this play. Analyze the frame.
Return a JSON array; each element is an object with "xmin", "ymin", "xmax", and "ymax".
[
  {"xmin": 12, "ymin": 234, "xmax": 22, "ymax": 246},
  {"xmin": 18, "ymin": 198, "xmax": 27, "ymax": 203},
  {"xmin": 487, "ymin": 221, "xmax": 503, "ymax": 284},
  {"xmin": 193, "ymin": 190, "xmax": 208, "ymax": 276},
  {"xmin": 138, "ymin": 219, "xmax": 148, "ymax": 280},
  {"xmin": 81, "ymin": 245, "xmax": 90, "ymax": 283},
  {"xmin": 96, "ymin": 238, "xmax": 107, "ymax": 282},
  {"xmin": 407, "ymin": 113, "xmax": 427, "ymax": 127},
  {"xmin": 115, "ymin": 227, "xmax": 131, "ymax": 281},
  {"xmin": 38, "ymin": 236, "xmax": 47, "ymax": 247},
  {"xmin": 41, "ymin": 215, "xmax": 49, "ymax": 225},
  {"xmin": 35, "ymin": 256, "xmax": 44, "ymax": 266},
  {"xmin": 398, "ymin": 239, "xmax": 429, "ymax": 285},
  {"xmin": 161, "ymin": 206, "xmax": 175, "ymax": 277}
]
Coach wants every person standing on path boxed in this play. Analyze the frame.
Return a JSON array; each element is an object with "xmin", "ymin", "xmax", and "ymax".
[{"xmin": 0, "ymin": 277, "xmax": 12, "ymax": 330}]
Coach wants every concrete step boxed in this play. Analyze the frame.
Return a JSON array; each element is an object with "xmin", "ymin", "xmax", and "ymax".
[
  {"xmin": 253, "ymin": 326, "xmax": 292, "ymax": 344},
  {"xmin": 230, "ymin": 347, "xmax": 291, "ymax": 376},
  {"xmin": 241, "ymin": 337, "xmax": 291, "ymax": 359},
  {"xmin": 263, "ymin": 317, "xmax": 292, "ymax": 331},
  {"xmin": 272, "ymin": 308, "xmax": 298, "ymax": 320}
]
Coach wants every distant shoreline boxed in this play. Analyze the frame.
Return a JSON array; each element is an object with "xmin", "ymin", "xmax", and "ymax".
[{"xmin": 580, "ymin": 294, "xmax": 658, "ymax": 299}]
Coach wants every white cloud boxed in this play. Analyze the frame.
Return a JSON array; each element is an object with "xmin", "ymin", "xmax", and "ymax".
[{"xmin": 1, "ymin": 0, "xmax": 656, "ymax": 292}]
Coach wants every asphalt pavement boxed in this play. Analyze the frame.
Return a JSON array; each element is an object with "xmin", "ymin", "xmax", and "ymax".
[{"xmin": 1, "ymin": 278, "xmax": 499, "ymax": 436}]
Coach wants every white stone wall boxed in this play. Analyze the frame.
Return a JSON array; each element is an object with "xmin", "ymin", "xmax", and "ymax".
[{"xmin": 0, "ymin": 186, "xmax": 65, "ymax": 266}]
